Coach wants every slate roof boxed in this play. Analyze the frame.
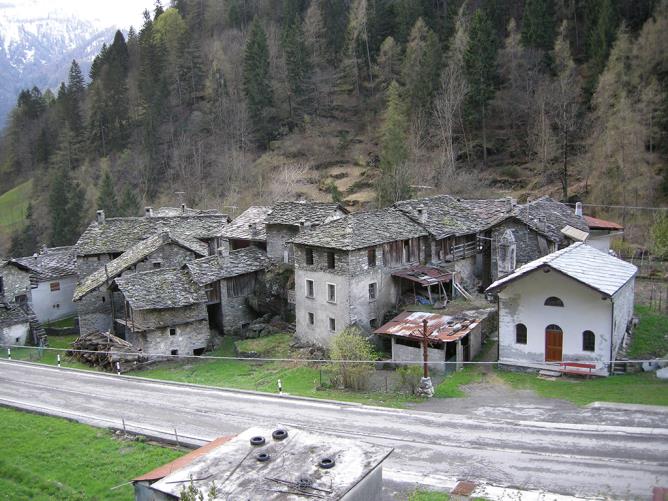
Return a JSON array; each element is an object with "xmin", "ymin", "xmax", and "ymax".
[
  {"xmin": 0, "ymin": 302, "xmax": 30, "ymax": 327},
  {"xmin": 509, "ymin": 196, "xmax": 590, "ymax": 243},
  {"xmin": 265, "ymin": 201, "xmax": 347, "ymax": 226},
  {"xmin": 291, "ymin": 208, "xmax": 428, "ymax": 251},
  {"xmin": 115, "ymin": 268, "xmax": 207, "ymax": 310},
  {"xmin": 10, "ymin": 246, "xmax": 77, "ymax": 280},
  {"xmin": 220, "ymin": 206, "xmax": 271, "ymax": 242},
  {"xmin": 486, "ymin": 242, "xmax": 637, "ymax": 297},
  {"xmin": 75, "ymin": 214, "xmax": 226, "ymax": 256},
  {"xmin": 73, "ymin": 232, "xmax": 208, "ymax": 301},
  {"xmin": 151, "ymin": 207, "xmax": 226, "ymax": 217},
  {"xmin": 186, "ymin": 247, "xmax": 271, "ymax": 285},
  {"xmin": 394, "ymin": 195, "xmax": 513, "ymax": 239}
]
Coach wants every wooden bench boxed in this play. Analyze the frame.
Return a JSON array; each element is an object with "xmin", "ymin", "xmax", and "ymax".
[{"xmin": 559, "ymin": 362, "xmax": 597, "ymax": 378}]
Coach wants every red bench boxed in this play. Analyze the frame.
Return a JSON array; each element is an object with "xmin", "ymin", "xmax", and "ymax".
[{"xmin": 560, "ymin": 362, "xmax": 597, "ymax": 378}]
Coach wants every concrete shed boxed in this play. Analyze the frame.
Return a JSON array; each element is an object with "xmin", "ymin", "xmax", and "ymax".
[
  {"xmin": 486, "ymin": 243, "xmax": 637, "ymax": 376},
  {"xmin": 133, "ymin": 426, "xmax": 393, "ymax": 501}
]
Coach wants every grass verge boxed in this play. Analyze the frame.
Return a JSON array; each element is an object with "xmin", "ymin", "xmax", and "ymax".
[
  {"xmin": 433, "ymin": 367, "xmax": 483, "ymax": 398},
  {"xmin": 497, "ymin": 371, "xmax": 668, "ymax": 406},
  {"xmin": 138, "ymin": 336, "xmax": 420, "ymax": 408},
  {"xmin": 629, "ymin": 305, "xmax": 668, "ymax": 358},
  {"xmin": 408, "ymin": 491, "xmax": 451, "ymax": 501},
  {"xmin": 0, "ymin": 406, "xmax": 183, "ymax": 500},
  {"xmin": 6, "ymin": 335, "xmax": 90, "ymax": 370},
  {"xmin": 0, "ymin": 179, "xmax": 32, "ymax": 235}
]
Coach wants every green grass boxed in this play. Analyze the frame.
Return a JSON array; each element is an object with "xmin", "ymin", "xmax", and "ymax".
[
  {"xmin": 235, "ymin": 332, "xmax": 292, "ymax": 358},
  {"xmin": 138, "ymin": 335, "xmax": 419, "ymax": 408},
  {"xmin": 497, "ymin": 371, "xmax": 668, "ymax": 406},
  {"xmin": 7, "ymin": 335, "xmax": 90, "ymax": 370},
  {"xmin": 42, "ymin": 315, "xmax": 77, "ymax": 329},
  {"xmin": 0, "ymin": 179, "xmax": 32, "ymax": 234},
  {"xmin": 408, "ymin": 491, "xmax": 450, "ymax": 501},
  {"xmin": 629, "ymin": 305, "xmax": 668, "ymax": 358},
  {"xmin": 0, "ymin": 406, "xmax": 183, "ymax": 500},
  {"xmin": 433, "ymin": 367, "xmax": 483, "ymax": 398}
]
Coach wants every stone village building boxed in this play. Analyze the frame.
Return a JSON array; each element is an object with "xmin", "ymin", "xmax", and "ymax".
[
  {"xmin": 219, "ymin": 206, "xmax": 271, "ymax": 253},
  {"xmin": 114, "ymin": 268, "xmax": 210, "ymax": 356},
  {"xmin": 0, "ymin": 301, "xmax": 31, "ymax": 347},
  {"xmin": 486, "ymin": 243, "xmax": 637, "ymax": 376},
  {"xmin": 265, "ymin": 201, "xmax": 348, "ymax": 265},
  {"xmin": 185, "ymin": 247, "xmax": 271, "ymax": 335}
]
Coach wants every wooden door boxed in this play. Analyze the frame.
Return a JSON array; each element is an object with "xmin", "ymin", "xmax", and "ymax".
[{"xmin": 545, "ymin": 325, "xmax": 563, "ymax": 362}]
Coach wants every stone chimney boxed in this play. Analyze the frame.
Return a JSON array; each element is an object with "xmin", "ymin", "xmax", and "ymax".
[
  {"xmin": 299, "ymin": 218, "xmax": 306, "ymax": 229},
  {"xmin": 575, "ymin": 202, "xmax": 583, "ymax": 217},
  {"xmin": 537, "ymin": 216, "xmax": 547, "ymax": 232},
  {"xmin": 416, "ymin": 205, "xmax": 426, "ymax": 222},
  {"xmin": 249, "ymin": 222, "xmax": 258, "ymax": 236},
  {"xmin": 96, "ymin": 210, "xmax": 105, "ymax": 224},
  {"xmin": 181, "ymin": 203, "xmax": 186, "ymax": 213},
  {"xmin": 145, "ymin": 207, "xmax": 153, "ymax": 218}
]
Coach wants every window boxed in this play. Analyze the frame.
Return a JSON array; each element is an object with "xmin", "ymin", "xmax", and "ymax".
[
  {"xmin": 152, "ymin": 261, "xmax": 162, "ymax": 269},
  {"xmin": 305, "ymin": 279, "xmax": 314, "ymax": 298},
  {"xmin": 305, "ymin": 248, "xmax": 314, "ymax": 265},
  {"xmin": 169, "ymin": 328, "xmax": 176, "ymax": 336},
  {"xmin": 15, "ymin": 294, "xmax": 27, "ymax": 305},
  {"xmin": 515, "ymin": 324, "xmax": 527, "ymax": 344},
  {"xmin": 0, "ymin": 276, "xmax": 4, "ymax": 295},
  {"xmin": 171, "ymin": 349, "xmax": 178, "ymax": 356},
  {"xmin": 50, "ymin": 282, "xmax": 60, "ymax": 292},
  {"xmin": 308, "ymin": 312, "xmax": 314, "ymax": 325},
  {"xmin": 544, "ymin": 296, "xmax": 564, "ymax": 307},
  {"xmin": 328, "ymin": 317, "xmax": 336, "ymax": 331},
  {"xmin": 327, "ymin": 283, "xmax": 336, "ymax": 303},
  {"xmin": 368, "ymin": 282, "xmax": 377, "ymax": 301},
  {"xmin": 403, "ymin": 240, "xmax": 411, "ymax": 262},
  {"xmin": 327, "ymin": 251, "xmax": 335, "ymax": 269},
  {"xmin": 370, "ymin": 318, "xmax": 378, "ymax": 328},
  {"xmin": 367, "ymin": 248, "xmax": 376, "ymax": 267},
  {"xmin": 582, "ymin": 330, "xmax": 595, "ymax": 351}
]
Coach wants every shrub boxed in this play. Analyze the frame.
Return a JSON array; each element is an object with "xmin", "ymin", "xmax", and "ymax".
[
  {"xmin": 329, "ymin": 326, "xmax": 377, "ymax": 391},
  {"xmin": 397, "ymin": 365, "xmax": 423, "ymax": 394}
]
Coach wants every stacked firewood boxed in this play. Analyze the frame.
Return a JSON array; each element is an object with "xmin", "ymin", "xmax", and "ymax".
[{"xmin": 68, "ymin": 331, "xmax": 147, "ymax": 372}]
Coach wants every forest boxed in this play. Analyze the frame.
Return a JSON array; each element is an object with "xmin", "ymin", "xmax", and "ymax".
[{"xmin": 0, "ymin": 0, "xmax": 666, "ymax": 256}]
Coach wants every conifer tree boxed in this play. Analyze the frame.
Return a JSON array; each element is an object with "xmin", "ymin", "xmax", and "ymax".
[
  {"xmin": 119, "ymin": 187, "xmax": 141, "ymax": 216},
  {"xmin": 48, "ymin": 166, "xmax": 85, "ymax": 246},
  {"xmin": 377, "ymin": 81, "xmax": 411, "ymax": 206},
  {"xmin": 10, "ymin": 203, "xmax": 39, "ymax": 257},
  {"xmin": 97, "ymin": 168, "xmax": 119, "ymax": 217},
  {"xmin": 284, "ymin": 19, "xmax": 313, "ymax": 120},
  {"xmin": 243, "ymin": 18, "xmax": 274, "ymax": 147},
  {"xmin": 521, "ymin": 0, "xmax": 556, "ymax": 52},
  {"xmin": 395, "ymin": 0, "xmax": 424, "ymax": 44},
  {"xmin": 402, "ymin": 18, "xmax": 441, "ymax": 115},
  {"xmin": 464, "ymin": 9, "xmax": 498, "ymax": 166},
  {"xmin": 375, "ymin": 36, "xmax": 401, "ymax": 90},
  {"xmin": 586, "ymin": 0, "xmax": 619, "ymax": 96},
  {"xmin": 65, "ymin": 60, "xmax": 85, "ymax": 134}
]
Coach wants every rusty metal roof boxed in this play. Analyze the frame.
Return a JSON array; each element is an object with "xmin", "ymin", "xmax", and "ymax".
[
  {"xmin": 374, "ymin": 310, "xmax": 482, "ymax": 343},
  {"xmin": 392, "ymin": 265, "xmax": 453, "ymax": 286},
  {"xmin": 584, "ymin": 215, "xmax": 624, "ymax": 231}
]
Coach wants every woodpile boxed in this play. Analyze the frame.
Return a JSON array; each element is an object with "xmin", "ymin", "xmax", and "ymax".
[{"xmin": 68, "ymin": 331, "xmax": 148, "ymax": 372}]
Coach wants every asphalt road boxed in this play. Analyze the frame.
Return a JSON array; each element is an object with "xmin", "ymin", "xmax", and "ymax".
[{"xmin": 1, "ymin": 360, "xmax": 666, "ymax": 500}]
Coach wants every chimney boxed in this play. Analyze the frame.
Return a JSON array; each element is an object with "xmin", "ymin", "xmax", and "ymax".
[
  {"xmin": 416, "ymin": 205, "xmax": 426, "ymax": 222},
  {"xmin": 249, "ymin": 222, "xmax": 258, "ymax": 236},
  {"xmin": 145, "ymin": 207, "xmax": 153, "ymax": 218},
  {"xmin": 181, "ymin": 203, "xmax": 186, "ymax": 213},
  {"xmin": 299, "ymin": 218, "xmax": 306, "ymax": 228},
  {"xmin": 96, "ymin": 210, "xmax": 106, "ymax": 224},
  {"xmin": 575, "ymin": 202, "xmax": 583, "ymax": 217},
  {"xmin": 538, "ymin": 216, "xmax": 547, "ymax": 231}
]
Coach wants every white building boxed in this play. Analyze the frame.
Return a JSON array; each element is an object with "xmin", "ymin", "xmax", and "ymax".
[
  {"xmin": 0, "ymin": 302, "xmax": 30, "ymax": 346},
  {"xmin": 486, "ymin": 243, "xmax": 637, "ymax": 376},
  {"xmin": 583, "ymin": 215, "xmax": 624, "ymax": 253}
]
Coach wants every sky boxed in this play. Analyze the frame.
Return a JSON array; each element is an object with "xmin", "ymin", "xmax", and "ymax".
[{"xmin": 3, "ymin": 0, "xmax": 155, "ymax": 28}]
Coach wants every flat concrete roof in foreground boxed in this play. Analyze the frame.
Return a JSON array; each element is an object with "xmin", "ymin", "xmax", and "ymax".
[{"xmin": 146, "ymin": 426, "xmax": 393, "ymax": 500}]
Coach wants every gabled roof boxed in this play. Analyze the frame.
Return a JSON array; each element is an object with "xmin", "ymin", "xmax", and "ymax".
[
  {"xmin": 486, "ymin": 243, "xmax": 637, "ymax": 297},
  {"xmin": 394, "ymin": 195, "xmax": 513, "ymax": 239},
  {"xmin": 75, "ymin": 214, "xmax": 226, "ymax": 256},
  {"xmin": 186, "ymin": 247, "xmax": 271, "ymax": 286},
  {"xmin": 265, "ymin": 201, "xmax": 347, "ymax": 226},
  {"xmin": 0, "ymin": 302, "xmax": 30, "ymax": 327},
  {"xmin": 508, "ymin": 196, "xmax": 589, "ymax": 243},
  {"xmin": 73, "ymin": 232, "xmax": 207, "ymax": 301},
  {"xmin": 115, "ymin": 268, "xmax": 207, "ymax": 310},
  {"xmin": 221, "ymin": 206, "xmax": 271, "ymax": 242},
  {"xmin": 291, "ymin": 208, "xmax": 428, "ymax": 251},
  {"xmin": 584, "ymin": 215, "xmax": 624, "ymax": 231},
  {"xmin": 9, "ymin": 246, "xmax": 77, "ymax": 280},
  {"xmin": 151, "ymin": 207, "xmax": 226, "ymax": 217}
]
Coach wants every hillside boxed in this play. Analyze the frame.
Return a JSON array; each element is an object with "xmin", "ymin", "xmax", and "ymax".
[{"xmin": 0, "ymin": 0, "xmax": 666, "ymax": 256}]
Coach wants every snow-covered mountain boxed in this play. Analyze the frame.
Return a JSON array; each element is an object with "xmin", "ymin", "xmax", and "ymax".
[{"xmin": 0, "ymin": 2, "xmax": 118, "ymax": 127}]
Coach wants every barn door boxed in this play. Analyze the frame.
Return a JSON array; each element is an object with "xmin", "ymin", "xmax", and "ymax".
[{"xmin": 545, "ymin": 325, "xmax": 563, "ymax": 362}]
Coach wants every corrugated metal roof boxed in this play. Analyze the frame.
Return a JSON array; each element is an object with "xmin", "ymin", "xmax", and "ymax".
[
  {"xmin": 486, "ymin": 242, "xmax": 637, "ymax": 297},
  {"xmin": 392, "ymin": 265, "xmax": 453, "ymax": 286},
  {"xmin": 374, "ymin": 310, "xmax": 483, "ymax": 343}
]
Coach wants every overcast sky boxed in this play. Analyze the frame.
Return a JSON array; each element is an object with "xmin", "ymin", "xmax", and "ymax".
[{"xmin": 3, "ymin": 0, "xmax": 155, "ymax": 28}]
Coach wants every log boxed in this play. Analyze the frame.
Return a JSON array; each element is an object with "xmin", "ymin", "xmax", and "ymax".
[{"xmin": 67, "ymin": 331, "xmax": 147, "ymax": 372}]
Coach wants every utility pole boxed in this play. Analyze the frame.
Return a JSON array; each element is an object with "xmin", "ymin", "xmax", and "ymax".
[{"xmin": 421, "ymin": 319, "xmax": 429, "ymax": 379}]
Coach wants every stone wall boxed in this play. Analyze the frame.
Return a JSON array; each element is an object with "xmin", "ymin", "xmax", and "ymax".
[
  {"xmin": 77, "ymin": 290, "xmax": 113, "ymax": 334},
  {"xmin": 266, "ymin": 224, "xmax": 299, "ymax": 263},
  {"xmin": 0, "ymin": 265, "xmax": 31, "ymax": 303},
  {"xmin": 612, "ymin": 278, "xmax": 635, "ymax": 359},
  {"xmin": 126, "ymin": 319, "xmax": 211, "ymax": 356},
  {"xmin": 1, "ymin": 322, "xmax": 30, "ymax": 346},
  {"xmin": 490, "ymin": 220, "xmax": 555, "ymax": 282},
  {"xmin": 221, "ymin": 272, "xmax": 261, "ymax": 334}
]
